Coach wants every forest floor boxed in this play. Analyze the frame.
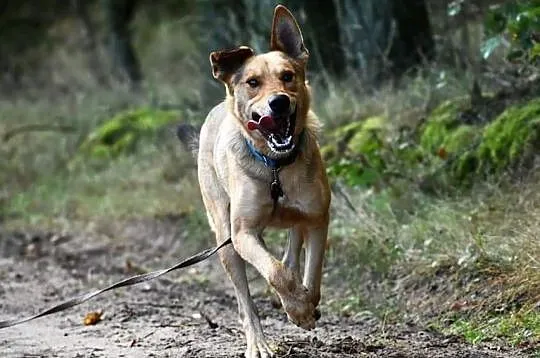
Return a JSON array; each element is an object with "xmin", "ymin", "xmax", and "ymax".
[{"xmin": 1, "ymin": 218, "xmax": 535, "ymax": 358}]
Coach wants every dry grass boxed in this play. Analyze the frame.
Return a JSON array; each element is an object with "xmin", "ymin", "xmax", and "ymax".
[
  {"xmin": 1, "ymin": 3, "xmax": 538, "ymax": 347},
  {"xmin": 326, "ymin": 172, "xmax": 540, "ymax": 345}
]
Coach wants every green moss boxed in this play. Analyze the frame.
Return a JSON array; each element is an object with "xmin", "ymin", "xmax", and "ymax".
[
  {"xmin": 347, "ymin": 116, "xmax": 385, "ymax": 152},
  {"xmin": 420, "ymin": 97, "xmax": 540, "ymax": 181},
  {"xmin": 324, "ymin": 116, "xmax": 388, "ymax": 186},
  {"xmin": 445, "ymin": 125, "xmax": 477, "ymax": 153},
  {"xmin": 333, "ymin": 120, "xmax": 365, "ymax": 137},
  {"xmin": 419, "ymin": 97, "xmax": 481, "ymax": 157},
  {"xmin": 347, "ymin": 116, "xmax": 386, "ymax": 170},
  {"xmin": 79, "ymin": 107, "xmax": 180, "ymax": 159},
  {"xmin": 420, "ymin": 98, "xmax": 467, "ymax": 152},
  {"xmin": 321, "ymin": 121, "xmax": 364, "ymax": 161},
  {"xmin": 325, "ymin": 96, "xmax": 540, "ymax": 189},
  {"xmin": 476, "ymin": 97, "xmax": 540, "ymax": 173},
  {"xmin": 320, "ymin": 144, "xmax": 337, "ymax": 161}
]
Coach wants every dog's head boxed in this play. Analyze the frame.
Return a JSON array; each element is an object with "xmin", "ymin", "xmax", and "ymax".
[{"xmin": 210, "ymin": 5, "xmax": 310, "ymax": 158}]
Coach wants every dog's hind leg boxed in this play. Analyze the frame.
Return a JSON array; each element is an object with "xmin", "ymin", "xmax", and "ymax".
[
  {"xmin": 303, "ymin": 225, "xmax": 328, "ymax": 308},
  {"xmin": 268, "ymin": 226, "xmax": 303, "ymax": 309},
  {"xmin": 281, "ymin": 226, "xmax": 323, "ymax": 320},
  {"xmin": 232, "ymin": 224, "xmax": 316, "ymax": 331},
  {"xmin": 281, "ymin": 226, "xmax": 304, "ymax": 275}
]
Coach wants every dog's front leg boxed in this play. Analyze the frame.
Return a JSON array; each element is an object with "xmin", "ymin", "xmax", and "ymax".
[
  {"xmin": 232, "ymin": 220, "xmax": 316, "ymax": 330},
  {"xmin": 219, "ymin": 244, "xmax": 273, "ymax": 358}
]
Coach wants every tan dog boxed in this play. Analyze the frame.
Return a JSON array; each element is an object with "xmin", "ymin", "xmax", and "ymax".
[{"xmin": 187, "ymin": 5, "xmax": 331, "ymax": 358}]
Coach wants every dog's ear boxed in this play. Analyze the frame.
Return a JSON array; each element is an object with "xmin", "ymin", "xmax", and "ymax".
[
  {"xmin": 270, "ymin": 5, "xmax": 309, "ymax": 62},
  {"xmin": 210, "ymin": 46, "xmax": 255, "ymax": 83}
]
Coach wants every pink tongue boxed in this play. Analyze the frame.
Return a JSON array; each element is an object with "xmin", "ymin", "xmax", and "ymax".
[{"xmin": 247, "ymin": 115, "xmax": 276, "ymax": 131}]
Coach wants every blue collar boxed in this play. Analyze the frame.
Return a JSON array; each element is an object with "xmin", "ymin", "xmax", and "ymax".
[{"xmin": 245, "ymin": 131, "xmax": 304, "ymax": 169}]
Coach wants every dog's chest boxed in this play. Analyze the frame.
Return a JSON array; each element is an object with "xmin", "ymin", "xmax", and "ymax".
[{"xmin": 268, "ymin": 171, "xmax": 326, "ymax": 226}]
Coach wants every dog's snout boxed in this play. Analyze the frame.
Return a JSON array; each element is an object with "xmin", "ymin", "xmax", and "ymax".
[{"xmin": 268, "ymin": 94, "xmax": 290, "ymax": 114}]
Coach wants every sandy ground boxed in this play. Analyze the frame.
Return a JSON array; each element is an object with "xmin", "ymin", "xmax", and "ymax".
[{"xmin": 0, "ymin": 220, "xmax": 534, "ymax": 357}]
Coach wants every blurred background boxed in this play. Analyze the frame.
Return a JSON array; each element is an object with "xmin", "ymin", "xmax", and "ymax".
[{"xmin": 0, "ymin": 0, "xmax": 539, "ymax": 348}]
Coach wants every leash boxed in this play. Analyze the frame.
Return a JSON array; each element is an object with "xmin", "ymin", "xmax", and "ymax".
[
  {"xmin": 1, "ymin": 135, "xmax": 302, "ymax": 329},
  {"xmin": 0, "ymin": 238, "xmax": 232, "ymax": 329}
]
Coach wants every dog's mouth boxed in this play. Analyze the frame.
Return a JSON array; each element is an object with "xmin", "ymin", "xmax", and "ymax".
[{"xmin": 247, "ymin": 110, "xmax": 296, "ymax": 154}]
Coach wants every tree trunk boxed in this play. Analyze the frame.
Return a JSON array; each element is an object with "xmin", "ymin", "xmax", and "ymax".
[
  {"xmin": 198, "ymin": 0, "xmax": 433, "ymax": 97},
  {"xmin": 103, "ymin": 0, "xmax": 143, "ymax": 90},
  {"xmin": 286, "ymin": 0, "xmax": 345, "ymax": 78},
  {"xmin": 197, "ymin": 0, "xmax": 345, "ymax": 104},
  {"xmin": 388, "ymin": 0, "xmax": 435, "ymax": 77},
  {"xmin": 197, "ymin": 0, "xmax": 249, "ymax": 105},
  {"xmin": 335, "ymin": 0, "xmax": 434, "ymax": 86}
]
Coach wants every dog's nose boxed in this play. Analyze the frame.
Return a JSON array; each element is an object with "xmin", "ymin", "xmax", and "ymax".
[{"xmin": 268, "ymin": 94, "xmax": 290, "ymax": 115}]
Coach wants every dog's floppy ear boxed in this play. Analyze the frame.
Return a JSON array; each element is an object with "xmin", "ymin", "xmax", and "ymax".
[
  {"xmin": 210, "ymin": 46, "xmax": 255, "ymax": 83},
  {"xmin": 270, "ymin": 5, "xmax": 309, "ymax": 62}
]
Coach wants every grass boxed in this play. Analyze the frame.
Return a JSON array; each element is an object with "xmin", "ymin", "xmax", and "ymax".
[
  {"xmin": 1, "ymin": 5, "xmax": 539, "ymax": 350},
  {"xmin": 2, "ymin": 67, "xmax": 538, "ymax": 350},
  {"xmin": 444, "ymin": 310, "xmax": 540, "ymax": 346},
  {"xmin": 325, "ymin": 174, "xmax": 540, "ymax": 347}
]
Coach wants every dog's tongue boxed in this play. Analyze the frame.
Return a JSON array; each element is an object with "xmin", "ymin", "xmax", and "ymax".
[{"xmin": 247, "ymin": 115, "xmax": 276, "ymax": 131}]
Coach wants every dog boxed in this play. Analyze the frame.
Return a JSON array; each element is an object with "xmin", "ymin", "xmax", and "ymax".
[{"xmin": 178, "ymin": 5, "xmax": 331, "ymax": 357}]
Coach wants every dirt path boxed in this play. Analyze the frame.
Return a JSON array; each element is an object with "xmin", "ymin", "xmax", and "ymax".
[{"xmin": 0, "ymin": 220, "xmax": 533, "ymax": 357}]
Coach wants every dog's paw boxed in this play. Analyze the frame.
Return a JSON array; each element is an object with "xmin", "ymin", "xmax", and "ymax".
[{"xmin": 280, "ymin": 285, "xmax": 317, "ymax": 330}]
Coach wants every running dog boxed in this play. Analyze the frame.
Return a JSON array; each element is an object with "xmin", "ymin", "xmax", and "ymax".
[{"xmin": 179, "ymin": 5, "xmax": 331, "ymax": 357}]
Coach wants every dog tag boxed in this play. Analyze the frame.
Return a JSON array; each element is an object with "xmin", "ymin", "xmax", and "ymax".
[
  {"xmin": 270, "ymin": 168, "xmax": 284, "ymax": 203},
  {"xmin": 270, "ymin": 180, "xmax": 284, "ymax": 202}
]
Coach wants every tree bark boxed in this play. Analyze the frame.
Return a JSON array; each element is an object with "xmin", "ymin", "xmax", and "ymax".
[
  {"xmin": 102, "ymin": 0, "xmax": 143, "ymax": 90},
  {"xmin": 286, "ymin": 0, "xmax": 346, "ymax": 78},
  {"xmin": 335, "ymin": 0, "xmax": 435, "ymax": 86},
  {"xmin": 197, "ymin": 0, "xmax": 345, "ymax": 104},
  {"xmin": 388, "ymin": 0, "xmax": 435, "ymax": 77},
  {"xmin": 198, "ymin": 0, "xmax": 434, "ymax": 97}
]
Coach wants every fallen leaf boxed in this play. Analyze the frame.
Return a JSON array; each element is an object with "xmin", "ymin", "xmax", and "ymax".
[
  {"xmin": 450, "ymin": 300, "xmax": 476, "ymax": 311},
  {"xmin": 201, "ymin": 312, "xmax": 219, "ymax": 329},
  {"xmin": 437, "ymin": 147, "xmax": 448, "ymax": 160},
  {"xmin": 83, "ymin": 310, "xmax": 103, "ymax": 326}
]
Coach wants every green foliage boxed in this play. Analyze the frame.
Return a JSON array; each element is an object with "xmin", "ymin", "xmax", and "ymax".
[
  {"xmin": 477, "ymin": 97, "xmax": 540, "ymax": 173},
  {"xmin": 419, "ymin": 98, "xmax": 471, "ymax": 152},
  {"xmin": 78, "ymin": 107, "xmax": 180, "ymax": 160},
  {"xmin": 324, "ymin": 96, "xmax": 540, "ymax": 190},
  {"xmin": 324, "ymin": 116, "xmax": 387, "ymax": 187},
  {"xmin": 419, "ymin": 98, "xmax": 482, "ymax": 182},
  {"xmin": 481, "ymin": 0, "xmax": 540, "ymax": 63},
  {"xmin": 445, "ymin": 311, "xmax": 540, "ymax": 346},
  {"xmin": 421, "ymin": 97, "xmax": 540, "ymax": 180}
]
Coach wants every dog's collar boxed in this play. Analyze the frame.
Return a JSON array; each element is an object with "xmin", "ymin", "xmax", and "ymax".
[
  {"xmin": 245, "ymin": 131, "xmax": 305, "ymax": 212},
  {"xmin": 244, "ymin": 130, "xmax": 305, "ymax": 170}
]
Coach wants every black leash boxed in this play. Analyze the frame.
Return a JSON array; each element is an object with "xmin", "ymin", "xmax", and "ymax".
[
  {"xmin": 0, "ymin": 238, "xmax": 232, "ymax": 329},
  {"xmin": 2, "ymin": 134, "xmax": 300, "ymax": 329}
]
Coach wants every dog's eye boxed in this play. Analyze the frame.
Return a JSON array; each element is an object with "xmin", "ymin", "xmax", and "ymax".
[
  {"xmin": 281, "ymin": 71, "xmax": 294, "ymax": 83},
  {"xmin": 246, "ymin": 78, "xmax": 259, "ymax": 88}
]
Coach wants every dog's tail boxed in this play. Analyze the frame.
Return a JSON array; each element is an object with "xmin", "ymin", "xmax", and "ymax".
[{"xmin": 176, "ymin": 123, "xmax": 200, "ymax": 159}]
